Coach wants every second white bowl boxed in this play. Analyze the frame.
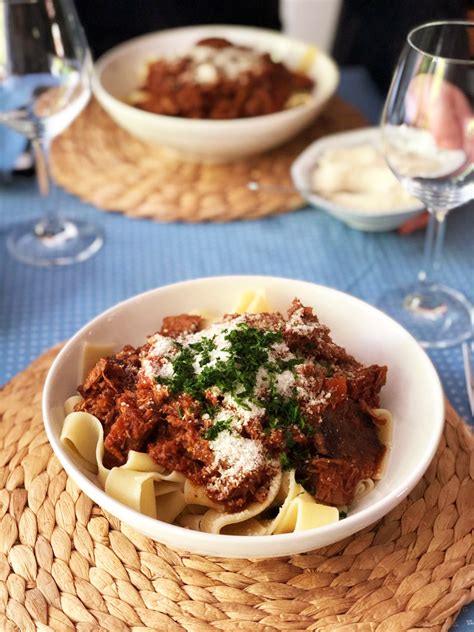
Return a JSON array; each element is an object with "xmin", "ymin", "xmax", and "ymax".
[{"xmin": 92, "ymin": 25, "xmax": 339, "ymax": 162}]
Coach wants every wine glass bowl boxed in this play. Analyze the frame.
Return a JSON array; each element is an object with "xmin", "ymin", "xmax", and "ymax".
[
  {"xmin": 0, "ymin": 0, "xmax": 103, "ymax": 266},
  {"xmin": 379, "ymin": 21, "xmax": 474, "ymax": 348}
]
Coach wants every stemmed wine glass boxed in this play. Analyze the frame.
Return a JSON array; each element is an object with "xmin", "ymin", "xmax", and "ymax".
[
  {"xmin": 0, "ymin": 0, "xmax": 103, "ymax": 266},
  {"xmin": 379, "ymin": 21, "xmax": 473, "ymax": 348}
]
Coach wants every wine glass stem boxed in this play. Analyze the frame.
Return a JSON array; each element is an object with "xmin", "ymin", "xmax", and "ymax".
[
  {"xmin": 31, "ymin": 136, "xmax": 64, "ymax": 237},
  {"xmin": 418, "ymin": 209, "xmax": 448, "ymax": 285}
]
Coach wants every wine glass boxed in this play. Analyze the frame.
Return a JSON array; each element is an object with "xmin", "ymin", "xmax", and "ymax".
[
  {"xmin": 0, "ymin": 0, "xmax": 104, "ymax": 266},
  {"xmin": 379, "ymin": 21, "xmax": 474, "ymax": 348}
]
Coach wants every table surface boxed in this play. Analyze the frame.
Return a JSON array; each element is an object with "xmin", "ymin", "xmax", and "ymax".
[{"xmin": 0, "ymin": 67, "xmax": 473, "ymax": 630}]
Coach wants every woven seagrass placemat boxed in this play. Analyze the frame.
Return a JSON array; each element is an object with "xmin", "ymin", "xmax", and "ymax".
[
  {"xmin": 50, "ymin": 97, "xmax": 366, "ymax": 222},
  {"xmin": 0, "ymin": 347, "xmax": 472, "ymax": 631}
]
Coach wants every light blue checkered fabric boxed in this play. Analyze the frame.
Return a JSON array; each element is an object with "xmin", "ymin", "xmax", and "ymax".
[
  {"xmin": 0, "ymin": 68, "xmax": 472, "ymax": 630},
  {"xmin": 1, "ymin": 184, "xmax": 472, "ymax": 419}
]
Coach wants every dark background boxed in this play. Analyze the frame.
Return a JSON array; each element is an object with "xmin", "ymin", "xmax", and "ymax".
[{"xmin": 75, "ymin": 0, "xmax": 471, "ymax": 94}]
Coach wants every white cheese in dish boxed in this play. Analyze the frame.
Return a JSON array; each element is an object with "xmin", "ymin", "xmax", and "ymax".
[
  {"xmin": 311, "ymin": 143, "xmax": 419, "ymax": 213},
  {"xmin": 209, "ymin": 430, "xmax": 265, "ymax": 488},
  {"xmin": 186, "ymin": 45, "xmax": 264, "ymax": 84}
]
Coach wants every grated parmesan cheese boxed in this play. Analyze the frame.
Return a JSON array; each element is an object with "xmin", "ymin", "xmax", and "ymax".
[
  {"xmin": 187, "ymin": 319, "xmax": 244, "ymax": 374},
  {"xmin": 147, "ymin": 333, "xmax": 176, "ymax": 356},
  {"xmin": 141, "ymin": 334, "xmax": 177, "ymax": 381},
  {"xmin": 276, "ymin": 370, "xmax": 295, "ymax": 397},
  {"xmin": 209, "ymin": 430, "xmax": 264, "ymax": 485},
  {"xmin": 220, "ymin": 393, "xmax": 265, "ymax": 430},
  {"xmin": 187, "ymin": 45, "xmax": 264, "ymax": 84}
]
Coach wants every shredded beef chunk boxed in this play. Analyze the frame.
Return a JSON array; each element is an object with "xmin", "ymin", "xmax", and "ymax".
[
  {"xmin": 76, "ymin": 346, "xmax": 141, "ymax": 434},
  {"xmin": 160, "ymin": 314, "xmax": 202, "ymax": 338},
  {"xmin": 236, "ymin": 311, "xmax": 285, "ymax": 332},
  {"xmin": 76, "ymin": 347, "xmax": 161, "ymax": 468},
  {"xmin": 345, "ymin": 364, "xmax": 387, "ymax": 408},
  {"xmin": 315, "ymin": 400, "xmax": 385, "ymax": 479},
  {"xmin": 305, "ymin": 458, "xmax": 362, "ymax": 506},
  {"xmin": 284, "ymin": 299, "xmax": 356, "ymax": 364},
  {"xmin": 90, "ymin": 379, "xmax": 163, "ymax": 469},
  {"xmin": 204, "ymin": 463, "xmax": 277, "ymax": 512},
  {"xmin": 147, "ymin": 393, "xmax": 213, "ymax": 477},
  {"xmin": 103, "ymin": 394, "xmax": 156, "ymax": 468},
  {"xmin": 80, "ymin": 346, "xmax": 139, "ymax": 394}
]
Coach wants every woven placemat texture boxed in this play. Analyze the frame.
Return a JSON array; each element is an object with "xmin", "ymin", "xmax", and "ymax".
[
  {"xmin": 0, "ymin": 347, "xmax": 472, "ymax": 632},
  {"xmin": 50, "ymin": 98, "xmax": 366, "ymax": 222}
]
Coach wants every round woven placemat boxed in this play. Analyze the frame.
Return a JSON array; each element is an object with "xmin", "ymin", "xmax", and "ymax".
[
  {"xmin": 50, "ymin": 98, "xmax": 366, "ymax": 222},
  {"xmin": 0, "ymin": 348, "xmax": 472, "ymax": 632}
]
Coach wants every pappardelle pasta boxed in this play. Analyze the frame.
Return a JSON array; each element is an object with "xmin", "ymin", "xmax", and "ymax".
[{"xmin": 61, "ymin": 291, "xmax": 392, "ymax": 535}]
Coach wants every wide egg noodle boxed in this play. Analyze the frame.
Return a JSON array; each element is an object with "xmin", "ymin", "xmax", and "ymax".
[
  {"xmin": 176, "ymin": 513, "xmax": 204, "ymax": 531},
  {"xmin": 61, "ymin": 411, "xmax": 107, "ymax": 483},
  {"xmin": 181, "ymin": 288, "xmax": 271, "ymax": 327},
  {"xmin": 221, "ymin": 517, "xmax": 268, "ymax": 536},
  {"xmin": 268, "ymin": 470, "xmax": 339, "ymax": 534},
  {"xmin": 118, "ymin": 472, "xmax": 184, "ymax": 522},
  {"xmin": 108, "ymin": 449, "xmax": 186, "ymax": 521},
  {"xmin": 64, "ymin": 395, "xmax": 84, "ymax": 416},
  {"xmin": 123, "ymin": 450, "xmax": 185, "ymax": 481},
  {"xmin": 198, "ymin": 468, "xmax": 282, "ymax": 534},
  {"xmin": 187, "ymin": 308, "xmax": 216, "ymax": 326},
  {"xmin": 232, "ymin": 289, "xmax": 272, "ymax": 315},
  {"xmin": 353, "ymin": 478, "xmax": 375, "ymax": 501},
  {"xmin": 298, "ymin": 45, "xmax": 318, "ymax": 74},
  {"xmin": 293, "ymin": 496, "xmax": 340, "ymax": 531},
  {"xmin": 154, "ymin": 481, "xmax": 183, "ymax": 497},
  {"xmin": 183, "ymin": 480, "xmax": 223, "ymax": 510},
  {"xmin": 268, "ymin": 470, "xmax": 300, "ymax": 534},
  {"xmin": 153, "ymin": 489, "xmax": 186, "ymax": 524},
  {"xmin": 105, "ymin": 469, "xmax": 158, "ymax": 519}
]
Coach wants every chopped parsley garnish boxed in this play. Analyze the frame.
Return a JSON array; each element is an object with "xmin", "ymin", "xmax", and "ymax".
[
  {"xmin": 156, "ymin": 323, "xmax": 282, "ymax": 401},
  {"xmin": 156, "ymin": 322, "xmax": 311, "ymax": 448},
  {"xmin": 265, "ymin": 374, "xmax": 313, "ymax": 438},
  {"xmin": 277, "ymin": 357, "xmax": 304, "ymax": 371},
  {"xmin": 189, "ymin": 336, "xmax": 217, "ymax": 366},
  {"xmin": 278, "ymin": 429, "xmax": 312, "ymax": 470},
  {"xmin": 279, "ymin": 452, "xmax": 291, "ymax": 470},
  {"xmin": 203, "ymin": 417, "xmax": 233, "ymax": 440}
]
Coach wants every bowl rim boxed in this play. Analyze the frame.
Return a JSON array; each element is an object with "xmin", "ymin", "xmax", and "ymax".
[
  {"xmin": 291, "ymin": 126, "xmax": 426, "ymax": 220},
  {"xmin": 92, "ymin": 23, "xmax": 340, "ymax": 129},
  {"xmin": 42, "ymin": 275, "xmax": 444, "ymax": 557}
]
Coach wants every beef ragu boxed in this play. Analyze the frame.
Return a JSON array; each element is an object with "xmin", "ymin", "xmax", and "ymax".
[
  {"xmin": 131, "ymin": 37, "xmax": 314, "ymax": 119},
  {"xmin": 76, "ymin": 299, "xmax": 387, "ymax": 512}
]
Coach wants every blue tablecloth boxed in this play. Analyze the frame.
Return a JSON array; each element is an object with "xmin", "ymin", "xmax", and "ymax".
[{"xmin": 0, "ymin": 67, "xmax": 472, "ymax": 629}]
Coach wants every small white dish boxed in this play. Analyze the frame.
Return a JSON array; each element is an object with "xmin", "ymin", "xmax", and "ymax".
[
  {"xmin": 42, "ymin": 276, "xmax": 444, "ymax": 558},
  {"xmin": 92, "ymin": 25, "xmax": 339, "ymax": 163},
  {"xmin": 291, "ymin": 127, "xmax": 425, "ymax": 231}
]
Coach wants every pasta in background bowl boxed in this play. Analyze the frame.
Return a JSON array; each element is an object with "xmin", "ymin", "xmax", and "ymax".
[{"xmin": 43, "ymin": 276, "xmax": 444, "ymax": 558}]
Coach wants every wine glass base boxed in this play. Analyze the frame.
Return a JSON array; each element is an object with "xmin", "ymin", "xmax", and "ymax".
[
  {"xmin": 378, "ymin": 283, "xmax": 473, "ymax": 349},
  {"xmin": 6, "ymin": 217, "xmax": 104, "ymax": 266}
]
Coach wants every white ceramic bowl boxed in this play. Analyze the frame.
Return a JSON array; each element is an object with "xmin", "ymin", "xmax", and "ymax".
[
  {"xmin": 43, "ymin": 276, "xmax": 444, "ymax": 558},
  {"xmin": 291, "ymin": 127, "xmax": 425, "ymax": 231},
  {"xmin": 92, "ymin": 25, "xmax": 339, "ymax": 162}
]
